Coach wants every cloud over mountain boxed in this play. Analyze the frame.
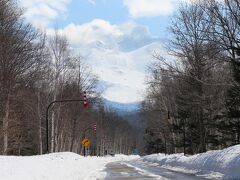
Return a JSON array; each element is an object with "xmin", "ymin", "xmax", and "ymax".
[
  {"xmin": 46, "ymin": 19, "xmax": 165, "ymax": 103},
  {"xmin": 19, "ymin": 0, "xmax": 169, "ymax": 103},
  {"xmin": 46, "ymin": 19, "xmax": 159, "ymax": 51}
]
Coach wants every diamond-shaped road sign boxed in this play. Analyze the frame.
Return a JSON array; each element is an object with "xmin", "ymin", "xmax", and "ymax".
[{"xmin": 81, "ymin": 138, "xmax": 90, "ymax": 147}]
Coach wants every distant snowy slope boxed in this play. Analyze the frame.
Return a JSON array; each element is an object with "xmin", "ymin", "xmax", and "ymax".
[
  {"xmin": 46, "ymin": 21, "xmax": 169, "ymax": 104},
  {"xmin": 0, "ymin": 153, "xmax": 139, "ymax": 180},
  {"xmin": 78, "ymin": 41, "xmax": 165, "ymax": 103},
  {"xmin": 143, "ymin": 145, "xmax": 240, "ymax": 179},
  {"xmin": 103, "ymin": 99, "xmax": 140, "ymax": 112},
  {"xmin": 103, "ymin": 99, "xmax": 143, "ymax": 127}
]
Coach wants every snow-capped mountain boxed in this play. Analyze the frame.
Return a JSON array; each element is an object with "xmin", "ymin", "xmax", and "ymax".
[
  {"xmin": 47, "ymin": 20, "xmax": 168, "ymax": 104},
  {"xmin": 78, "ymin": 40, "xmax": 166, "ymax": 104}
]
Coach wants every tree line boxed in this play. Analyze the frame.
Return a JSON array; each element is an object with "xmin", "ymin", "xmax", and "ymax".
[
  {"xmin": 142, "ymin": 0, "xmax": 240, "ymax": 155},
  {"xmin": 0, "ymin": 0, "xmax": 137, "ymax": 156}
]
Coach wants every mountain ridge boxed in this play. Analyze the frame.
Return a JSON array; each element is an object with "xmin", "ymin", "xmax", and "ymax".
[{"xmin": 103, "ymin": 99, "xmax": 141, "ymax": 113}]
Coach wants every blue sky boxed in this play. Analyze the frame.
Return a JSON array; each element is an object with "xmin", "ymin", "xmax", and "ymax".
[
  {"xmin": 54, "ymin": 0, "xmax": 170, "ymax": 38},
  {"xmin": 19, "ymin": 0, "xmax": 187, "ymax": 103},
  {"xmin": 20, "ymin": 0, "xmax": 182, "ymax": 37}
]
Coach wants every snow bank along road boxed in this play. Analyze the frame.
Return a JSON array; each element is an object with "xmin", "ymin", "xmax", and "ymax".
[
  {"xmin": 0, "ymin": 145, "xmax": 239, "ymax": 179},
  {"xmin": 143, "ymin": 145, "xmax": 240, "ymax": 179}
]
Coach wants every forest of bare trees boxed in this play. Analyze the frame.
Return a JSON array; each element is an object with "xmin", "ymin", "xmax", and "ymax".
[
  {"xmin": 143, "ymin": 0, "xmax": 240, "ymax": 155},
  {"xmin": 0, "ymin": 0, "xmax": 137, "ymax": 156}
]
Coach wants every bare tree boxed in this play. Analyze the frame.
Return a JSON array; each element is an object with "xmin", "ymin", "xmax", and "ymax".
[
  {"xmin": 48, "ymin": 30, "xmax": 70, "ymax": 153},
  {"xmin": 0, "ymin": 0, "xmax": 45, "ymax": 154},
  {"xmin": 143, "ymin": 1, "xmax": 232, "ymax": 154}
]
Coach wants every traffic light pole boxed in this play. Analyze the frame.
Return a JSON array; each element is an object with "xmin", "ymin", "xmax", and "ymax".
[{"xmin": 46, "ymin": 99, "xmax": 85, "ymax": 154}]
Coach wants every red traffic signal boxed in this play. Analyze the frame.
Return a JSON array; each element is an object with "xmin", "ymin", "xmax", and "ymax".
[
  {"xmin": 93, "ymin": 124, "xmax": 97, "ymax": 132},
  {"xmin": 83, "ymin": 91, "xmax": 88, "ymax": 108}
]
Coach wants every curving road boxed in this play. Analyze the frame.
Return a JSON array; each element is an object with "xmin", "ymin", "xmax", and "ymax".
[{"xmin": 103, "ymin": 159, "xmax": 209, "ymax": 180}]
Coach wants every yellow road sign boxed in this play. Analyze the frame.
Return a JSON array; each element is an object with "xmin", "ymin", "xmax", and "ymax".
[{"xmin": 81, "ymin": 138, "xmax": 90, "ymax": 147}]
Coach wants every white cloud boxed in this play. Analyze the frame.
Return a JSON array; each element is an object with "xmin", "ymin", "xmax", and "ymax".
[
  {"xmin": 122, "ymin": 0, "xmax": 175, "ymax": 18},
  {"xmin": 53, "ymin": 19, "xmax": 122, "ymax": 47},
  {"xmin": 47, "ymin": 19, "xmax": 157, "ymax": 51},
  {"xmin": 87, "ymin": 0, "xmax": 96, "ymax": 5},
  {"xmin": 122, "ymin": 0, "xmax": 200, "ymax": 18},
  {"xmin": 20, "ymin": 0, "xmax": 71, "ymax": 28}
]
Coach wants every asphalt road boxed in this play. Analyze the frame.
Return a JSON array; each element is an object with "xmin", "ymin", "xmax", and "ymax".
[{"xmin": 103, "ymin": 160, "xmax": 209, "ymax": 180}]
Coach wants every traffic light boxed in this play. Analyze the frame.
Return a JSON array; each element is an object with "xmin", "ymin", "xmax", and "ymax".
[
  {"xmin": 83, "ymin": 91, "xmax": 88, "ymax": 108},
  {"xmin": 93, "ymin": 124, "xmax": 97, "ymax": 132}
]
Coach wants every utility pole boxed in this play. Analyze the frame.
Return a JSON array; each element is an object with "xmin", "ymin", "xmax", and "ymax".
[
  {"xmin": 183, "ymin": 119, "xmax": 186, "ymax": 156},
  {"xmin": 164, "ymin": 110, "xmax": 170, "ymax": 156},
  {"xmin": 164, "ymin": 132, "xmax": 167, "ymax": 156}
]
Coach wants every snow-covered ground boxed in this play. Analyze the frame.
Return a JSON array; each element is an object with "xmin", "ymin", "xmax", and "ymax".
[
  {"xmin": 0, "ymin": 152, "xmax": 139, "ymax": 180},
  {"xmin": 1, "ymin": 145, "xmax": 240, "ymax": 180},
  {"xmin": 143, "ymin": 145, "xmax": 240, "ymax": 179}
]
